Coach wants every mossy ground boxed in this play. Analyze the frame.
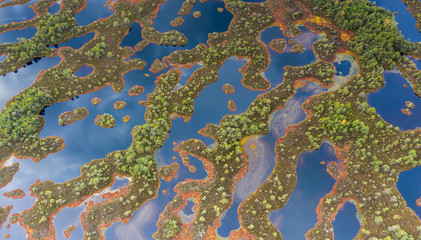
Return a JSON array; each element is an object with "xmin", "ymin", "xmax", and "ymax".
[{"xmin": 0, "ymin": 0, "xmax": 420, "ymax": 239}]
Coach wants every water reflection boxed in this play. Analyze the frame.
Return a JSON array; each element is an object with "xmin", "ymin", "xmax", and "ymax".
[
  {"xmin": 333, "ymin": 60, "xmax": 351, "ymax": 76},
  {"xmin": 368, "ymin": 71, "xmax": 421, "ymax": 131},
  {"xmin": 332, "ymin": 201, "xmax": 361, "ymax": 240},
  {"xmin": 397, "ymin": 166, "xmax": 421, "ymax": 217},
  {"xmin": 0, "ymin": 26, "xmax": 37, "ymax": 44},
  {"xmin": 74, "ymin": 65, "xmax": 94, "ymax": 77},
  {"xmin": 269, "ymin": 142, "xmax": 337, "ymax": 240},
  {"xmin": 58, "ymin": 32, "xmax": 95, "ymax": 49},
  {"xmin": 152, "ymin": 0, "xmax": 233, "ymax": 50},
  {"xmin": 0, "ymin": 55, "xmax": 61, "ymax": 108},
  {"xmin": 260, "ymin": 26, "xmax": 318, "ymax": 85},
  {"xmin": 178, "ymin": 198, "xmax": 197, "ymax": 223},
  {"xmin": 217, "ymin": 83, "xmax": 326, "ymax": 237},
  {"xmin": 48, "ymin": 2, "xmax": 60, "ymax": 15},
  {"xmin": 120, "ymin": 22, "xmax": 143, "ymax": 48},
  {"xmin": 373, "ymin": 0, "xmax": 421, "ymax": 42},
  {"xmin": 74, "ymin": 0, "xmax": 113, "ymax": 26},
  {"xmin": 0, "ymin": 3, "xmax": 36, "ymax": 25},
  {"xmin": 0, "ymin": 0, "xmax": 419, "ymax": 239}
]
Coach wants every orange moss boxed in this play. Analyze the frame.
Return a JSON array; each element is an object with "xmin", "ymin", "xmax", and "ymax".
[
  {"xmin": 91, "ymin": 97, "xmax": 102, "ymax": 105},
  {"xmin": 229, "ymin": 227, "xmax": 255, "ymax": 240},
  {"xmin": 3, "ymin": 188, "xmax": 25, "ymax": 199},
  {"xmin": 222, "ymin": 83, "xmax": 235, "ymax": 95},
  {"xmin": 123, "ymin": 115, "xmax": 131, "ymax": 123},
  {"xmin": 64, "ymin": 225, "xmax": 75, "ymax": 238},
  {"xmin": 188, "ymin": 165, "xmax": 196, "ymax": 173},
  {"xmin": 341, "ymin": 33, "xmax": 350, "ymax": 42},
  {"xmin": 158, "ymin": 162, "xmax": 179, "ymax": 182},
  {"xmin": 149, "ymin": 59, "xmax": 168, "ymax": 73},
  {"xmin": 128, "ymin": 85, "xmax": 144, "ymax": 96},
  {"xmin": 402, "ymin": 108, "xmax": 412, "ymax": 116},
  {"xmin": 9, "ymin": 213, "xmax": 18, "ymax": 224},
  {"xmin": 0, "ymin": 206, "xmax": 12, "ymax": 229},
  {"xmin": 193, "ymin": 11, "xmax": 201, "ymax": 18},
  {"xmin": 113, "ymin": 101, "xmax": 127, "ymax": 110},
  {"xmin": 227, "ymin": 99, "xmax": 236, "ymax": 112}
]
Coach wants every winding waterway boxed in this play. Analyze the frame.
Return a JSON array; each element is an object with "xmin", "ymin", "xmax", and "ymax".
[{"xmin": 0, "ymin": 0, "xmax": 420, "ymax": 239}]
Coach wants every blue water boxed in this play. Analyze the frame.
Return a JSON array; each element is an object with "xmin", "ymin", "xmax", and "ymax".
[
  {"xmin": 332, "ymin": 201, "xmax": 361, "ymax": 240},
  {"xmin": 0, "ymin": 48, "xmax": 62, "ymax": 240},
  {"xmin": 58, "ymin": 32, "xmax": 95, "ymax": 49},
  {"xmin": 0, "ymin": 26, "xmax": 37, "ymax": 44},
  {"xmin": 74, "ymin": 65, "xmax": 94, "ymax": 77},
  {"xmin": 54, "ymin": 206, "xmax": 85, "ymax": 239},
  {"xmin": 48, "ymin": 2, "xmax": 60, "ymax": 15},
  {"xmin": 182, "ymin": 199, "xmax": 195, "ymax": 215},
  {"xmin": 39, "ymin": 71, "xmax": 151, "ymax": 182},
  {"xmin": 217, "ymin": 83, "xmax": 327, "ymax": 237},
  {"xmin": 333, "ymin": 60, "xmax": 351, "ymax": 76},
  {"xmin": 0, "ymin": 0, "xmax": 420, "ymax": 239},
  {"xmin": 397, "ymin": 166, "xmax": 421, "ymax": 217},
  {"xmin": 0, "ymin": 3, "xmax": 36, "ymax": 25},
  {"xmin": 74, "ymin": 0, "xmax": 113, "ymax": 26},
  {"xmin": 120, "ymin": 22, "xmax": 143, "ymax": 48},
  {"xmin": 0, "ymin": 55, "xmax": 61, "ymax": 107},
  {"xmin": 216, "ymin": 25, "xmax": 321, "ymax": 237},
  {"xmin": 260, "ymin": 26, "xmax": 318, "ymax": 85},
  {"xmin": 110, "ymin": 177, "xmax": 130, "ymax": 191},
  {"xmin": 368, "ymin": 72, "xmax": 421, "ymax": 131},
  {"xmin": 152, "ymin": 0, "xmax": 233, "ymax": 50},
  {"xmin": 104, "ymin": 56, "xmax": 263, "ymax": 239},
  {"xmin": 373, "ymin": 0, "xmax": 421, "ymax": 42},
  {"xmin": 269, "ymin": 142, "xmax": 337, "ymax": 240}
]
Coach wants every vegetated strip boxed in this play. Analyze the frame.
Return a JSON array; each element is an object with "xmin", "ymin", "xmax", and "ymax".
[{"xmin": 58, "ymin": 107, "xmax": 89, "ymax": 126}]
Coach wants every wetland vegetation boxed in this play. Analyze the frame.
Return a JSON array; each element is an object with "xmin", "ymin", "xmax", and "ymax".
[
  {"xmin": 268, "ymin": 38, "xmax": 286, "ymax": 53},
  {"xmin": 113, "ymin": 101, "xmax": 127, "ymax": 110},
  {"xmin": 0, "ymin": 0, "xmax": 420, "ymax": 239},
  {"xmin": 94, "ymin": 113, "xmax": 116, "ymax": 128},
  {"xmin": 58, "ymin": 107, "xmax": 88, "ymax": 126}
]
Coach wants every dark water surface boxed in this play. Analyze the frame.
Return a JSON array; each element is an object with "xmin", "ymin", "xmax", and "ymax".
[
  {"xmin": 397, "ymin": 166, "xmax": 421, "ymax": 218},
  {"xmin": 368, "ymin": 72, "xmax": 421, "ymax": 131},
  {"xmin": 74, "ymin": 0, "xmax": 113, "ymax": 26},
  {"xmin": 333, "ymin": 60, "xmax": 351, "ymax": 76},
  {"xmin": 373, "ymin": 0, "xmax": 421, "ymax": 42},
  {"xmin": 332, "ymin": 201, "xmax": 361, "ymax": 240},
  {"xmin": 0, "ymin": 2, "xmax": 36, "ymax": 25},
  {"xmin": 217, "ymin": 82, "xmax": 327, "ymax": 237},
  {"xmin": 269, "ymin": 142, "xmax": 337, "ymax": 240},
  {"xmin": 0, "ymin": 0, "xmax": 419, "ymax": 239}
]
